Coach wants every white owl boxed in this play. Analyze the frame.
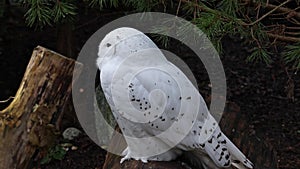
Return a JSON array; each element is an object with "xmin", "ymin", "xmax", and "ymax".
[{"xmin": 97, "ymin": 27, "xmax": 253, "ymax": 169}]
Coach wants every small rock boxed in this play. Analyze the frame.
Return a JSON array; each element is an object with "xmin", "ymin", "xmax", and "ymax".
[
  {"xmin": 71, "ymin": 146, "xmax": 78, "ymax": 151},
  {"xmin": 63, "ymin": 147, "xmax": 69, "ymax": 151},
  {"xmin": 62, "ymin": 127, "xmax": 81, "ymax": 140}
]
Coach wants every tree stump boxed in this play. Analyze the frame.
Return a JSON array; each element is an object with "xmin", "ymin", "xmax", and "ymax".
[
  {"xmin": 0, "ymin": 46, "xmax": 82, "ymax": 169},
  {"xmin": 103, "ymin": 102, "xmax": 277, "ymax": 169},
  {"xmin": 219, "ymin": 102, "xmax": 277, "ymax": 169}
]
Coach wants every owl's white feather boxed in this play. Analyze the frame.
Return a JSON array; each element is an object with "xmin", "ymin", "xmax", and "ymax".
[{"xmin": 97, "ymin": 27, "xmax": 253, "ymax": 169}]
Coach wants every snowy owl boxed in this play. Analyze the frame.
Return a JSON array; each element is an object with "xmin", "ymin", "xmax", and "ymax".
[{"xmin": 97, "ymin": 27, "xmax": 253, "ymax": 169}]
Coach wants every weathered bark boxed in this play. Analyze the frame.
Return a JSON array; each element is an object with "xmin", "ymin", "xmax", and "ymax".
[
  {"xmin": 219, "ymin": 102, "xmax": 278, "ymax": 169},
  {"xmin": 103, "ymin": 102, "xmax": 277, "ymax": 169},
  {"xmin": 103, "ymin": 153, "xmax": 190, "ymax": 169},
  {"xmin": 0, "ymin": 46, "xmax": 82, "ymax": 169}
]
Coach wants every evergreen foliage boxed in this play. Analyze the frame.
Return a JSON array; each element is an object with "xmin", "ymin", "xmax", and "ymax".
[
  {"xmin": 19, "ymin": 0, "xmax": 77, "ymax": 27},
  {"xmin": 13, "ymin": 0, "xmax": 300, "ymax": 69}
]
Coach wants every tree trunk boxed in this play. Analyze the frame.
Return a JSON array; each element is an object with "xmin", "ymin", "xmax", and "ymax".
[
  {"xmin": 0, "ymin": 46, "xmax": 82, "ymax": 169},
  {"xmin": 56, "ymin": 22, "xmax": 75, "ymax": 59},
  {"xmin": 103, "ymin": 102, "xmax": 277, "ymax": 169}
]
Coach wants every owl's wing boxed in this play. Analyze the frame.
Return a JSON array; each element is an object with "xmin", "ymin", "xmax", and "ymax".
[
  {"xmin": 108, "ymin": 48, "xmax": 205, "ymax": 135},
  {"xmin": 112, "ymin": 57, "xmax": 253, "ymax": 168},
  {"xmin": 120, "ymin": 63, "xmax": 253, "ymax": 169}
]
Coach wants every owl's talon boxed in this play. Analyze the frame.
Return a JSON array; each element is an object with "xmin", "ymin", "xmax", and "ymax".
[{"xmin": 120, "ymin": 155, "xmax": 130, "ymax": 163}]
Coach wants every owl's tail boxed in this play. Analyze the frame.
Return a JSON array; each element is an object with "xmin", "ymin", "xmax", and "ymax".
[
  {"xmin": 193, "ymin": 127, "xmax": 254, "ymax": 169},
  {"xmin": 223, "ymin": 134, "xmax": 254, "ymax": 169}
]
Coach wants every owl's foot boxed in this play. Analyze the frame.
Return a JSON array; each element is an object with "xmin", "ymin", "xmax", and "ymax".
[
  {"xmin": 120, "ymin": 147, "xmax": 149, "ymax": 163},
  {"xmin": 120, "ymin": 154, "xmax": 130, "ymax": 163},
  {"xmin": 120, "ymin": 147, "xmax": 130, "ymax": 163}
]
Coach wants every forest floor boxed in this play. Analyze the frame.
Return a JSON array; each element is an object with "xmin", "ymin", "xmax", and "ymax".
[{"xmin": 0, "ymin": 5, "xmax": 299, "ymax": 169}]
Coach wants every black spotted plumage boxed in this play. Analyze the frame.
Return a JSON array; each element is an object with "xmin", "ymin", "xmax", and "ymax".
[{"xmin": 97, "ymin": 27, "xmax": 253, "ymax": 168}]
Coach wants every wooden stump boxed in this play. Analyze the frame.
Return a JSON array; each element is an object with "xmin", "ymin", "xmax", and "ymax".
[
  {"xmin": 103, "ymin": 102, "xmax": 277, "ymax": 169},
  {"xmin": 219, "ymin": 102, "xmax": 277, "ymax": 169},
  {"xmin": 0, "ymin": 46, "xmax": 82, "ymax": 169}
]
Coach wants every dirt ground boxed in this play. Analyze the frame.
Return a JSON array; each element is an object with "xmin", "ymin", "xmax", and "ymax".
[{"xmin": 0, "ymin": 5, "xmax": 299, "ymax": 169}]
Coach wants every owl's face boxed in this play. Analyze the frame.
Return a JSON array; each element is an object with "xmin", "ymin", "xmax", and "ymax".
[{"xmin": 97, "ymin": 27, "xmax": 144, "ymax": 69}]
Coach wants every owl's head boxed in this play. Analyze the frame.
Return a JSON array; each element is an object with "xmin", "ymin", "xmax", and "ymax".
[{"xmin": 97, "ymin": 27, "xmax": 156, "ymax": 69}]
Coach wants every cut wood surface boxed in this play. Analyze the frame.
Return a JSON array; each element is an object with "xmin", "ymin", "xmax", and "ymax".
[
  {"xmin": 0, "ymin": 46, "xmax": 82, "ymax": 169},
  {"xmin": 103, "ymin": 102, "xmax": 278, "ymax": 169}
]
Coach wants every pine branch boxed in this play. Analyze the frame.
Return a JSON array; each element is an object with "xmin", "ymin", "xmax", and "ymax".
[
  {"xmin": 19, "ymin": 0, "xmax": 300, "ymax": 68},
  {"xmin": 267, "ymin": 33, "xmax": 300, "ymax": 42},
  {"xmin": 265, "ymin": 1, "xmax": 300, "ymax": 20},
  {"xmin": 178, "ymin": 0, "xmax": 300, "ymax": 43},
  {"xmin": 244, "ymin": 0, "xmax": 291, "ymax": 26}
]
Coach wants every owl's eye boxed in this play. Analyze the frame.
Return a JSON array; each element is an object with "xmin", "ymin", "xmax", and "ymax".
[{"xmin": 106, "ymin": 43, "xmax": 111, "ymax": 47}]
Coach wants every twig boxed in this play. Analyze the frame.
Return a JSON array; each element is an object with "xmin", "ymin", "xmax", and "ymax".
[
  {"xmin": 270, "ymin": 95, "xmax": 288, "ymax": 100},
  {"xmin": 285, "ymin": 31, "xmax": 300, "ymax": 36},
  {"xmin": 178, "ymin": 0, "xmax": 300, "ymax": 43},
  {"xmin": 242, "ymin": 0, "xmax": 300, "ymax": 20},
  {"xmin": 244, "ymin": 0, "xmax": 291, "ymax": 26},
  {"xmin": 255, "ymin": 2, "xmax": 262, "ymax": 20},
  {"xmin": 267, "ymin": 33, "xmax": 300, "ymax": 42},
  {"xmin": 0, "ymin": 97, "xmax": 14, "ymax": 104},
  {"xmin": 265, "ymin": 2, "xmax": 300, "ymax": 20},
  {"xmin": 194, "ymin": 0, "xmax": 198, "ymax": 19},
  {"xmin": 286, "ymin": 26, "xmax": 300, "ymax": 30},
  {"xmin": 176, "ymin": 0, "xmax": 182, "ymax": 16},
  {"xmin": 287, "ymin": 17, "xmax": 300, "ymax": 26},
  {"xmin": 251, "ymin": 27, "xmax": 262, "ymax": 48},
  {"xmin": 290, "ymin": 18, "xmax": 300, "ymax": 25},
  {"xmin": 180, "ymin": 0, "xmax": 221, "ymax": 16}
]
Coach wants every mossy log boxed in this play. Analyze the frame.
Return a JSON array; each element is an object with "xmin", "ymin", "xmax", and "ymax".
[
  {"xmin": 0, "ymin": 46, "xmax": 82, "ymax": 169},
  {"xmin": 103, "ymin": 102, "xmax": 278, "ymax": 169}
]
